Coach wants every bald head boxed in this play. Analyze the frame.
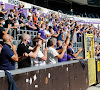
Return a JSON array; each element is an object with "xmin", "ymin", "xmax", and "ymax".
[
  {"xmin": 57, "ymin": 40, "xmax": 63, "ymax": 47},
  {"xmin": 3, "ymin": 34, "xmax": 12, "ymax": 42},
  {"xmin": 21, "ymin": 33, "xmax": 30, "ymax": 41}
]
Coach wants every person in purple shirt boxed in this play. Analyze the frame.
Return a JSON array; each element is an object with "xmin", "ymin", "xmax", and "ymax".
[
  {"xmin": 56, "ymin": 32, "xmax": 71, "ymax": 62},
  {"xmin": 53, "ymin": 22, "xmax": 58, "ymax": 34},
  {"xmin": 38, "ymin": 23, "xmax": 46, "ymax": 41},
  {"xmin": 67, "ymin": 42, "xmax": 84, "ymax": 59},
  {"xmin": 26, "ymin": 16, "xmax": 37, "ymax": 31},
  {"xmin": 32, "ymin": 6, "xmax": 36, "ymax": 13},
  {"xmin": 77, "ymin": 25, "xmax": 84, "ymax": 42},
  {"xmin": 56, "ymin": 44, "xmax": 72, "ymax": 62}
]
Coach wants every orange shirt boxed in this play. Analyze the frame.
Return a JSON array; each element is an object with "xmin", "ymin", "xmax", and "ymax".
[{"xmin": 33, "ymin": 17, "xmax": 38, "ymax": 25}]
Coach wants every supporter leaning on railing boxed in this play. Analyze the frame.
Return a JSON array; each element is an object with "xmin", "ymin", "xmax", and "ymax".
[
  {"xmin": 32, "ymin": 37, "xmax": 48, "ymax": 66},
  {"xmin": 0, "ymin": 34, "xmax": 18, "ymax": 70},
  {"xmin": 17, "ymin": 33, "xmax": 42, "ymax": 69},
  {"xmin": 56, "ymin": 30, "xmax": 72, "ymax": 62},
  {"xmin": 0, "ymin": 2, "xmax": 100, "ymax": 70},
  {"xmin": 46, "ymin": 37, "xmax": 67, "ymax": 64},
  {"xmin": 0, "ymin": 33, "xmax": 43, "ymax": 70}
]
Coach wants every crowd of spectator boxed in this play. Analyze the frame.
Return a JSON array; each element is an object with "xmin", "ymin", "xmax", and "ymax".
[{"xmin": 0, "ymin": 3, "xmax": 99, "ymax": 70}]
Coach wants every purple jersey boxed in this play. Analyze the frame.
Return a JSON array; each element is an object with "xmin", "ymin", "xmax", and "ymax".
[
  {"xmin": 54, "ymin": 26, "xmax": 58, "ymax": 34},
  {"xmin": 27, "ymin": 21, "xmax": 33, "ymax": 31},
  {"xmin": 38, "ymin": 29, "xmax": 46, "ymax": 39},
  {"xmin": 20, "ymin": 9, "xmax": 24, "ymax": 15},
  {"xmin": 56, "ymin": 46, "xmax": 68, "ymax": 62}
]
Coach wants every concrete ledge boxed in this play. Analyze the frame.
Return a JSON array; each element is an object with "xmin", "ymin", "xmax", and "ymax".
[{"xmin": 0, "ymin": 59, "xmax": 87, "ymax": 77}]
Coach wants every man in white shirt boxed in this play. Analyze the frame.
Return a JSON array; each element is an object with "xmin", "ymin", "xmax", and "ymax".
[
  {"xmin": 47, "ymin": 38, "xmax": 67, "ymax": 64},
  {"xmin": 44, "ymin": 26, "xmax": 54, "ymax": 42},
  {"xmin": 28, "ymin": 9, "xmax": 32, "ymax": 20},
  {"xmin": 32, "ymin": 37, "xmax": 48, "ymax": 66}
]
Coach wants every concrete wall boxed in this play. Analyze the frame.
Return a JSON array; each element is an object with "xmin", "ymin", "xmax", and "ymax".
[{"xmin": 0, "ymin": 60, "xmax": 89, "ymax": 90}]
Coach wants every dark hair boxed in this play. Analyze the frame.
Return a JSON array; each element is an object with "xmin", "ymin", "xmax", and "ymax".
[
  {"xmin": 33, "ymin": 37, "xmax": 42, "ymax": 46},
  {"xmin": 29, "ymin": 9, "xmax": 31, "ymax": 11},
  {"xmin": 1, "ymin": 4, "xmax": 4, "ymax": 6},
  {"xmin": 0, "ymin": 18, "xmax": 4, "ymax": 23},
  {"xmin": 0, "ymin": 41, "xmax": 4, "ymax": 45},
  {"xmin": 18, "ymin": 8, "xmax": 20, "ymax": 10},
  {"xmin": 33, "ymin": 6, "xmax": 35, "ymax": 9},
  {"xmin": 47, "ymin": 38, "xmax": 56, "ymax": 47},
  {"xmin": 27, "ymin": 16, "xmax": 31, "ymax": 20},
  {"xmin": 19, "ymin": 15, "xmax": 23, "ymax": 18},
  {"xmin": 68, "ymin": 42, "xmax": 72, "ymax": 46},
  {"xmin": 14, "ymin": 14, "xmax": 17, "ymax": 17},
  {"xmin": 10, "ymin": 9, "xmax": 13, "ymax": 12},
  {"xmin": 14, "ymin": 6, "xmax": 17, "ymax": 9}
]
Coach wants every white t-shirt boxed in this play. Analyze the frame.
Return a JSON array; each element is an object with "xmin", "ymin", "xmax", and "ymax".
[
  {"xmin": 44, "ymin": 30, "xmax": 50, "ymax": 35},
  {"xmin": 28, "ymin": 12, "xmax": 32, "ymax": 16},
  {"xmin": 72, "ymin": 32, "xmax": 77, "ymax": 43},
  {"xmin": 33, "ymin": 50, "xmax": 45, "ymax": 66},
  {"xmin": 44, "ymin": 30, "xmax": 51, "ymax": 41},
  {"xmin": 47, "ymin": 47, "xmax": 58, "ymax": 64},
  {"xmin": 28, "ymin": 12, "xmax": 32, "ymax": 20},
  {"xmin": 63, "ymin": 31, "xmax": 67, "ymax": 40}
]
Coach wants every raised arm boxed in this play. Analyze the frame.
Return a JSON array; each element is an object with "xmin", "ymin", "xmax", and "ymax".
[
  {"xmin": 28, "ymin": 40, "xmax": 41, "ymax": 58},
  {"xmin": 11, "ymin": 44, "xmax": 18, "ymax": 62},
  {"xmin": 3, "ymin": 24, "xmax": 11, "ymax": 34},
  {"xmin": 41, "ymin": 48, "xmax": 48, "ymax": 61},
  {"xmin": 56, "ymin": 44, "xmax": 66, "ymax": 59},
  {"xmin": 0, "ymin": 9, "xmax": 9, "ymax": 14},
  {"xmin": 73, "ymin": 48, "xmax": 83, "ymax": 58},
  {"xmin": 65, "ymin": 31, "xmax": 70, "ymax": 46},
  {"xmin": 26, "ymin": 23, "xmax": 37, "ymax": 30}
]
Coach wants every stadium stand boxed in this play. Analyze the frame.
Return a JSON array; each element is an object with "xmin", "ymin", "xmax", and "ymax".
[{"xmin": 0, "ymin": 0, "xmax": 99, "ymax": 70}]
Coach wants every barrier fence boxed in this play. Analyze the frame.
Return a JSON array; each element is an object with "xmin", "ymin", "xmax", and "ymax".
[{"xmin": 0, "ymin": 60, "xmax": 89, "ymax": 90}]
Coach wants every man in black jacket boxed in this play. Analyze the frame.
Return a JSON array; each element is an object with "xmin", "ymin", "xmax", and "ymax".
[{"xmin": 17, "ymin": 33, "xmax": 42, "ymax": 68}]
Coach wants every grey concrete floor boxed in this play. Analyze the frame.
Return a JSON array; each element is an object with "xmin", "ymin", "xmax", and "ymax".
[{"xmin": 87, "ymin": 83, "xmax": 100, "ymax": 90}]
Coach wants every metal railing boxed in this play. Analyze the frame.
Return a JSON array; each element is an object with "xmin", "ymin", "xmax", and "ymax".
[
  {"xmin": 8, "ymin": 29, "xmax": 38, "ymax": 40},
  {"xmin": 72, "ymin": 34, "xmax": 84, "ymax": 57},
  {"xmin": 96, "ymin": 37, "xmax": 100, "ymax": 44},
  {"xmin": 73, "ymin": 42, "xmax": 83, "ymax": 57}
]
